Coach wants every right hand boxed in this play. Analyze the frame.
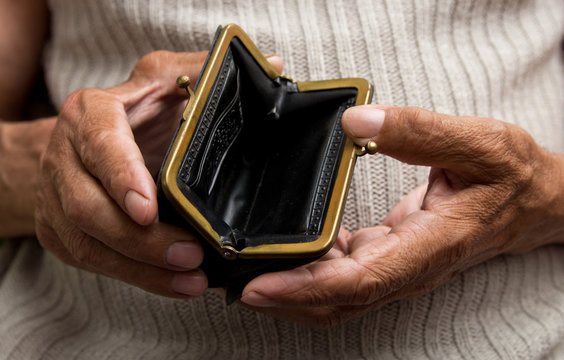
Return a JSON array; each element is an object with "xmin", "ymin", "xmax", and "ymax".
[{"xmin": 36, "ymin": 51, "xmax": 209, "ymax": 297}]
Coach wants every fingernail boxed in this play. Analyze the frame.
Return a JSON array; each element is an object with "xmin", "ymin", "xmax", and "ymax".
[
  {"xmin": 166, "ymin": 242, "xmax": 202, "ymax": 269},
  {"xmin": 171, "ymin": 271, "xmax": 207, "ymax": 296},
  {"xmin": 343, "ymin": 106, "xmax": 386, "ymax": 140},
  {"xmin": 264, "ymin": 54, "xmax": 283, "ymax": 69},
  {"xmin": 124, "ymin": 190, "xmax": 150, "ymax": 224},
  {"xmin": 240, "ymin": 291, "xmax": 278, "ymax": 307}
]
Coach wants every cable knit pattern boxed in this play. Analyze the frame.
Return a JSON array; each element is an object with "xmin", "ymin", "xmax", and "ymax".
[{"xmin": 1, "ymin": 0, "xmax": 563, "ymax": 358}]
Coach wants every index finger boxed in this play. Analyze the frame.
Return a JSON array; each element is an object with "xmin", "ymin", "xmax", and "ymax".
[{"xmin": 60, "ymin": 88, "xmax": 157, "ymax": 225}]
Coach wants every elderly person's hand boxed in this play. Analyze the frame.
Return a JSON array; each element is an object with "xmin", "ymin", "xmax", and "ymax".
[
  {"xmin": 240, "ymin": 104, "xmax": 564, "ymax": 328},
  {"xmin": 35, "ymin": 50, "xmax": 284, "ymax": 298},
  {"xmin": 35, "ymin": 51, "xmax": 208, "ymax": 297}
]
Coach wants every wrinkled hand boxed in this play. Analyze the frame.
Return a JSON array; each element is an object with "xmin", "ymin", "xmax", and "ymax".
[
  {"xmin": 35, "ymin": 49, "xmax": 282, "ymax": 297},
  {"xmin": 240, "ymin": 104, "xmax": 564, "ymax": 327},
  {"xmin": 35, "ymin": 51, "xmax": 209, "ymax": 297}
]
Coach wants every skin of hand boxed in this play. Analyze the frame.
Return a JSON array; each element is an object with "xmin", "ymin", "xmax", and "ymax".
[
  {"xmin": 0, "ymin": 0, "xmax": 50, "ymax": 237},
  {"xmin": 34, "ymin": 50, "xmax": 284, "ymax": 298},
  {"xmin": 240, "ymin": 104, "xmax": 564, "ymax": 328},
  {"xmin": 0, "ymin": 0, "xmax": 49, "ymax": 119},
  {"xmin": 0, "ymin": 118, "xmax": 56, "ymax": 237}
]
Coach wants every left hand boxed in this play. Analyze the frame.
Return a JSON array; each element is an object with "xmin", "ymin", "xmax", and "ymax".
[{"xmin": 239, "ymin": 104, "xmax": 564, "ymax": 328}]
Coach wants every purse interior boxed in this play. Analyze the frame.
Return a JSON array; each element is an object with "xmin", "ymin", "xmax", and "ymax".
[{"xmin": 176, "ymin": 38, "xmax": 358, "ymax": 250}]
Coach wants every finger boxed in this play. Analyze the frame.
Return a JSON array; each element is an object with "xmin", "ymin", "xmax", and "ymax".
[
  {"xmin": 59, "ymin": 88, "xmax": 157, "ymax": 225},
  {"xmin": 240, "ymin": 287, "xmax": 402, "ymax": 329},
  {"xmin": 331, "ymin": 227, "xmax": 351, "ymax": 254},
  {"xmin": 382, "ymin": 183, "xmax": 428, "ymax": 228},
  {"xmin": 109, "ymin": 51, "xmax": 284, "ymax": 103},
  {"xmin": 309, "ymin": 228, "xmax": 351, "ymax": 262},
  {"xmin": 240, "ymin": 257, "xmax": 377, "ymax": 307},
  {"xmin": 35, "ymin": 184, "xmax": 94, "ymax": 273},
  {"xmin": 47, "ymin": 138, "xmax": 203, "ymax": 271},
  {"xmin": 55, "ymin": 223, "xmax": 207, "ymax": 298},
  {"xmin": 265, "ymin": 54, "xmax": 284, "ymax": 74},
  {"xmin": 240, "ymin": 211, "xmax": 469, "ymax": 308},
  {"xmin": 107, "ymin": 51, "xmax": 209, "ymax": 103},
  {"xmin": 342, "ymin": 104, "xmax": 525, "ymax": 181},
  {"xmin": 347, "ymin": 225, "xmax": 391, "ymax": 253},
  {"xmin": 241, "ymin": 233, "xmax": 395, "ymax": 309},
  {"xmin": 37, "ymin": 169, "xmax": 207, "ymax": 298}
]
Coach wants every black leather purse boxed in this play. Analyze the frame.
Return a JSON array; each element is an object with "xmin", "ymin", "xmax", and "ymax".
[{"xmin": 158, "ymin": 24, "xmax": 372, "ymax": 302}]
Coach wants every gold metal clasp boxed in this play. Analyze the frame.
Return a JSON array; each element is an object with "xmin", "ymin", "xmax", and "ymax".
[
  {"xmin": 355, "ymin": 140, "xmax": 378, "ymax": 157},
  {"xmin": 278, "ymin": 74, "xmax": 296, "ymax": 83},
  {"xmin": 176, "ymin": 75, "xmax": 195, "ymax": 98}
]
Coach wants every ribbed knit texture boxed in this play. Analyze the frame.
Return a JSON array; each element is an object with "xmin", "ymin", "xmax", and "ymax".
[{"xmin": 1, "ymin": 0, "xmax": 563, "ymax": 358}]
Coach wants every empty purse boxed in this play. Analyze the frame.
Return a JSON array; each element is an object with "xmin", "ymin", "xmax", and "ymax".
[{"xmin": 157, "ymin": 24, "xmax": 372, "ymax": 302}]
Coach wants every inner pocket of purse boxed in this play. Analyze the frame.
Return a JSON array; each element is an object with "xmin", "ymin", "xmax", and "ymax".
[{"xmin": 176, "ymin": 38, "xmax": 358, "ymax": 250}]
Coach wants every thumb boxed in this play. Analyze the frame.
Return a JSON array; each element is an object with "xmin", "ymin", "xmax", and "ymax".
[{"xmin": 342, "ymin": 104, "xmax": 516, "ymax": 180}]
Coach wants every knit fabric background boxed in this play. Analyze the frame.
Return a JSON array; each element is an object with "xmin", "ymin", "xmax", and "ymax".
[{"xmin": 1, "ymin": 0, "xmax": 563, "ymax": 359}]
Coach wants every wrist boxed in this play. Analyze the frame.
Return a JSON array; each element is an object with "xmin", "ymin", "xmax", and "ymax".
[{"xmin": 0, "ymin": 117, "xmax": 56, "ymax": 237}]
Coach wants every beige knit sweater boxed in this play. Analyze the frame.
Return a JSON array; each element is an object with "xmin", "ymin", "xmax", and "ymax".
[{"xmin": 1, "ymin": 0, "xmax": 563, "ymax": 359}]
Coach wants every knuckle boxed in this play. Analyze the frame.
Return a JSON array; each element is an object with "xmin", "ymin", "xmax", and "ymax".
[
  {"xmin": 116, "ymin": 228, "xmax": 144, "ymax": 259},
  {"xmin": 396, "ymin": 106, "xmax": 420, "ymax": 128},
  {"xmin": 405, "ymin": 106, "xmax": 426, "ymax": 120},
  {"xmin": 352, "ymin": 227, "xmax": 377, "ymax": 241},
  {"xmin": 140, "ymin": 50, "xmax": 172, "ymax": 65},
  {"xmin": 393, "ymin": 107, "xmax": 447, "ymax": 152},
  {"xmin": 397, "ymin": 106, "xmax": 433, "ymax": 129},
  {"xmin": 506, "ymin": 125, "xmax": 536, "ymax": 184},
  {"xmin": 61, "ymin": 88, "xmax": 117, "ymax": 146},
  {"xmin": 40, "ymin": 146, "xmax": 59, "ymax": 172},
  {"xmin": 62, "ymin": 186, "xmax": 95, "ymax": 226},
  {"xmin": 477, "ymin": 121, "xmax": 512, "ymax": 158},
  {"xmin": 67, "ymin": 234, "xmax": 98, "ymax": 265},
  {"xmin": 59, "ymin": 89, "xmax": 84, "ymax": 118},
  {"xmin": 60, "ymin": 88, "xmax": 99, "ymax": 120},
  {"xmin": 476, "ymin": 121, "xmax": 534, "ymax": 182},
  {"xmin": 133, "ymin": 50, "xmax": 174, "ymax": 77}
]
